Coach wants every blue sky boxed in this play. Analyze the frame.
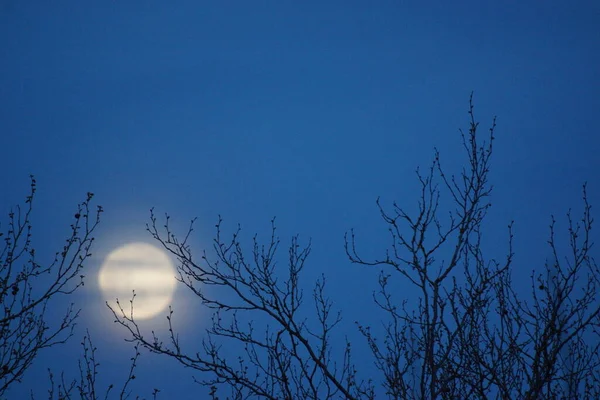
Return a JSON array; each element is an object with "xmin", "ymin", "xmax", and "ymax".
[{"xmin": 1, "ymin": 1, "xmax": 599, "ymax": 398}]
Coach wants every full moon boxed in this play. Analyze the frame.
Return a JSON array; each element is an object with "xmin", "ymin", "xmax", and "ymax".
[{"xmin": 99, "ymin": 242, "xmax": 177, "ymax": 320}]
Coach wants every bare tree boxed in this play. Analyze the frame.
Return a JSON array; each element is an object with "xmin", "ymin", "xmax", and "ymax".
[
  {"xmin": 41, "ymin": 331, "xmax": 159, "ymax": 400},
  {"xmin": 0, "ymin": 175, "xmax": 103, "ymax": 396},
  {"xmin": 110, "ymin": 216, "xmax": 373, "ymax": 399},
  {"xmin": 346, "ymin": 94, "xmax": 599, "ymax": 399},
  {"xmin": 110, "ymin": 95, "xmax": 598, "ymax": 399}
]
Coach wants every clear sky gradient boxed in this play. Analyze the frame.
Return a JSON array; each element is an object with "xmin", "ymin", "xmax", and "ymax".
[{"xmin": 1, "ymin": 1, "xmax": 599, "ymax": 398}]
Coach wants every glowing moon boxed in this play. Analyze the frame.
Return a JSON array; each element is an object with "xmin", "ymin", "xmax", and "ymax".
[{"xmin": 99, "ymin": 242, "xmax": 177, "ymax": 320}]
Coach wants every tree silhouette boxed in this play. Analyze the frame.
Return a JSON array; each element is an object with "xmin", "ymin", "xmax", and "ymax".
[
  {"xmin": 1, "ymin": 178, "xmax": 154, "ymax": 400},
  {"xmin": 109, "ymin": 95, "xmax": 599, "ymax": 399},
  {"xmin": 0, "ymin": 176, "xmax": 102, "ymax": 397},
  {"xmin": 43, "ymin": 330, "xmax": 159, "ymax": 400}
]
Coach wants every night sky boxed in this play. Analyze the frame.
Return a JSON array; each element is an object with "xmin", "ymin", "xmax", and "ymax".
[{"xmin": 1, "ymin": 1, "xmax": 599, "ymax": 398}]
